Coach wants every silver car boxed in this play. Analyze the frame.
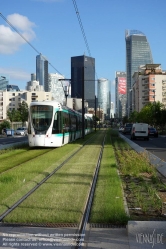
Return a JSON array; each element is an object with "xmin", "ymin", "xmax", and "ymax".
[{"xmin": 15, "ymin": 127, "xmax": 27, "ymax": 136}]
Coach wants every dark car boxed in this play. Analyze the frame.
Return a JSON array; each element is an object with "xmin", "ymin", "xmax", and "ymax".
[
  {"xmin": 122, "ymin": 123, "xmax": 133, "ymax": 134},
  {"xmin": 148, "ymin": 127, "xmax": 158, "ymax": 137},
  {"xmin": 1, "ymin": 128, "xmax": 7, "ymax": 135}
]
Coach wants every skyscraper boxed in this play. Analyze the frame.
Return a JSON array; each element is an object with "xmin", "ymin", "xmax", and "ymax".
[
  {"xmin": 48, "ymin": 73, "xmax": 65, "ymax": 103},
  {"xmin": 115, "ymin": 71, "xmax": 127, "ymax": 119},
  {"xmin": 125, "ymin": 30, "xmax": 153, "ymax": 114},
  {"xmin": 36, "ymin": 54, "xmax": 48, "ymax": 91},
  {"xmin": 71, "ymin": 55, "xmax": 95, "ymax": 108},
  {"xmin": 0, "ymin": 75, "xmax": 9, "ymax": 90},
  {"xmin": 97, "ymin": 78, "xmax": 111, "ymax": 119}
]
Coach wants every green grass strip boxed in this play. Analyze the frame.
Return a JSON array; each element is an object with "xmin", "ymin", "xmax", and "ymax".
[
  {"xmin": 0, "ymin": 148, "xmax": 52, "ymax": 173},
  {"xmin": 89, "ymin": 130, "xmax": 129, "ymax": 225},
  {"xmin": 3, "ymin": 131, "xmax": 104, "ymax": 224}
]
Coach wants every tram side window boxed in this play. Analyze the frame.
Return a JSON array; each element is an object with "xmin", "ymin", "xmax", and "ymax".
[
  {"xmin": 62, "ymin": 112, "xmax": 70, "ymax": 132},
  {"xmin": 76, "ymin": 116, "xmax": 78, "ymax": 131},
  {"xmin": 85, "ymin": 119, "xmax": 87, "ymax": 129},
  {"xmin": 52, "ymin": 111, "xmax": 62, "ymax": 134},
  {"xmin": 71, "ymin": 114, "xmax": 76, "ymax": 131},
  {"xmin": 79, "ymin": 116, "xmax": 82, "ymax": 130}
]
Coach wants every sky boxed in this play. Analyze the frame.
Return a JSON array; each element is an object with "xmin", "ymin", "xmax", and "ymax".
[{"xmin": 1, "ymin": 0, "xmax": 166, "ymax": 105}]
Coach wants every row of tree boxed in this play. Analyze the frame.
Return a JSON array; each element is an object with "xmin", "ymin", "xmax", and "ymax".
[
  {"xmin": 0, "ymin": 101, "xmax": 29, "ymax": 133},
  {"xmin": 7, "ymin": 101, "xmax": 29, "ymax": 124},
  {"xmin": 123, "ymin": 101, "xmax": 166, "ymax": 132}
]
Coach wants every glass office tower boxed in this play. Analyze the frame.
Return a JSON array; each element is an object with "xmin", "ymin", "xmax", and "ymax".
[
  {"xmin": 36, "ymin": 54, "xmax": 48, "ymax": 91},
  {"xmin": 71, "ymin": 55, "xmax": 95, "ymax": 108},
  {"xmin": 0, "ymin": 75, "xmax": 9, "ymax": 90},
  {"xmin": 125, "ymin": 30, "xmax": 153, "ymax": 115},
  {"xmin": 97, "ymin": 78, "xmax": 110, "ymax": 119}
]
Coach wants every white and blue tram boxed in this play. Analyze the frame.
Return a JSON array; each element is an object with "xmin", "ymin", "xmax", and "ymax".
[{"xmin": 28, "ymin": 101, "xmax": 93, "ymax": 147}]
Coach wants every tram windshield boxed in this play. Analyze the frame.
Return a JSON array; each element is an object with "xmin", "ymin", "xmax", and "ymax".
[{"xmin": 30, "ymin": 105, "xmax": 53, "ymax": 131}]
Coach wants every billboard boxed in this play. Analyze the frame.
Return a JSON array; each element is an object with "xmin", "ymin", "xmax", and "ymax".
[{"xmin": 118, "ymin": 77, "xmax": 126, "ymax": 94}]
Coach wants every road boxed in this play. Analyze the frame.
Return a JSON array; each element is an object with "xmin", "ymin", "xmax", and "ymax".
[
  {"xmin": 123, "ymin": 133, "xmax": 166, "ymax": 162},
  {"xmin": 1, "ymin": 132, "xmax": 166, "ymax": 163},
  {"xmin": 0, "ymin": 135, "xmax": 28, "ymax": 147}
]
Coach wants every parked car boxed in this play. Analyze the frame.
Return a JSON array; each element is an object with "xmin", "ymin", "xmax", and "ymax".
[
  {"xmin": 122, "ymin": 123, "xmax": 133, "ymax": 134},
  {"xmin": 1, "ymin": 128, "xmax": 7, "ymax": 135},
  {"xmin": 148, "ymin": 127, "xmax": 158, "ymax": 137},
  {"xmin": 119, "ymin": 126, "xmax": 124, "ymax": 132},
  {"xmin": 131, "ymin": 123, "xmax": 149, "ymax": 140},
  {"xmin": 15, "ymin": 127, "xmax": 27, "ymax": 136}
]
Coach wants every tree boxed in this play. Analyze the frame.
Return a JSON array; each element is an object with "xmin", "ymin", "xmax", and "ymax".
[
  {"xmin": 129, "ymin": 111, "xmax": 139, "ymax": 123},
  {"xmin": 18, "ymin": 101, "xmax": 29, "ymax": 125},
  {"xmin": 0, "ymin": 120, "xmax": 10, "ymax": 134},
  {"xmin": 93, "ymin": 115, "xmax": 99, "ymax": 127},
  {"xmin": 7, "ymin": 109, "xmax": 21, "ymax": 122},
  {"xmin": 122, "ymin": 115, "xmax": 129, "ymax": 124}
]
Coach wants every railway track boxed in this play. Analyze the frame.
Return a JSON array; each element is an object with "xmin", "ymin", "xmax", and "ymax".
[
  {"xmin": 0, "ymin": 131, "xmax": 105, "ymax": 220},
  {"xmin": 74, "ymin": 132, "xmax": 106, "ymax": 248},
  {"xmin": 0, "ymin": 130, "xmax": 106, "ymax": 248}
]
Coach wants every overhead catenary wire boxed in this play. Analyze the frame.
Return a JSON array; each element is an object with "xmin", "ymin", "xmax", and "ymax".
[
  {"xmin": 72, "ymin": 0, "xmax": 98, "ymax": 80},
  {"xmin": 0, "ymin": 12, "xmax": 65, "ymax": 90}
]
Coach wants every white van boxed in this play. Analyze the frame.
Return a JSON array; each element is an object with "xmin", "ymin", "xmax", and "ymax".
[{"xmin": 130, "ymin": 123, "xmax": 149, "ymax": 140}]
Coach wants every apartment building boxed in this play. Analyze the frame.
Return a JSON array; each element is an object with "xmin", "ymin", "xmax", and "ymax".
[
  {"xmin": 132, "ymin": 64, "xmax": 166, "ymax": 113},
  {"xmin": 0, "ymin": 90, "xmax": 52, "ymax": 121}
]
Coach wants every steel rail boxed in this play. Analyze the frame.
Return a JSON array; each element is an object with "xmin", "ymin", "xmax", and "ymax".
[
  {"xmin": 0, "ymin": 134, "xmax": 96, "ymax": 222},
  {"xmin": 74, "ymin": 132, "xmax": 106, "ymax": 248}
]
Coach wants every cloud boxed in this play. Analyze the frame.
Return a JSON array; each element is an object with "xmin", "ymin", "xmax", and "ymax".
[
  {"xmin": 0, "ymin": 13, "xmax": 36, "ymax": 54},
  {"xmin": 0, "ymin": 67, "xmax": 30, "ymax": 81}
]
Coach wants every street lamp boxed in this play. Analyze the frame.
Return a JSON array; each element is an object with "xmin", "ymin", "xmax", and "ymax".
[
  {"xmin": 128, "ymin": 89, "xmax": 132, "ymax": 118},
  {"xmin": 58, "ymin": 79, "xmax": 71, "ymax": 106},
  {"xmin": 64, "ymin": 85, "xmax": 70, "ymax": 106}
]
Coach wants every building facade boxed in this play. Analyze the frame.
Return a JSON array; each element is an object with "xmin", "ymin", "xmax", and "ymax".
[
  {"xmin": 36, "ymin": 54, "xmax": 48, "ymax": 91},
  {"xmin": 0, "ymin": 75, "xmax": 9, "ymax": 90},
  {"xmin": 71, "ymin": 55, "xmax": 95, "ymax": 108},
  {"xmin": 115, "ymin": 72, "xmax": 127, "ymax": 119},
  {"xmin": 132, "ymin": 64, "xmax": 166, "ymax": 113},
  {"xmin": 0, "ymin": 90, "xmax": 52, "ymax": 121},
  {"xmin": 97, "ymin": 78, "xmax": 111, "ymax": 119},
  {"xmin": 48, "ymin": 73, "xmax": 65, "ymax": 104},
  {"xmin": 26, "ymin": 74, "xmax": 44, "ymax": 91},
  {"xmin": 125, "ymin": 30, "xmax": 153, "ymax": 116}
]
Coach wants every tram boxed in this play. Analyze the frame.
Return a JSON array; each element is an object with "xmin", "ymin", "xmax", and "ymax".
[{"xmin": 28, "ymin": 101, "xmax": 93, "ymax": 147}]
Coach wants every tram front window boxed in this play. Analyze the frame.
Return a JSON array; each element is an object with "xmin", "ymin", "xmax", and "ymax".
[{"xmin": 31, "ymin": 105, "xmax": 53, "ymax": 132}]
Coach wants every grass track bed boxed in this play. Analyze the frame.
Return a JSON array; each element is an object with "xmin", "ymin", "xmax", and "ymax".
[
  {"xmin": 89, "ymin": 129, "xmax": 129, "ymax": 225},
  {"xmin": 0, "ymin": 147, "xmax": 52, "ymax": 174},
  {"xmin": 0, "ymin": 139, "xmax": 91, "ymax": 215},
  {"xmin": 3, "ymin": 131, "xmax": 105, "ymax": 224}
]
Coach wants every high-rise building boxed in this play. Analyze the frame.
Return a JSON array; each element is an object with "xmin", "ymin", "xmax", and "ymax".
[
  {"xmin": 97, "ymin": 78, "xmax": 111, "ymax": 119},
  {"xmin": 115, "ymin": 71, "xmax": 127, "ymax": 119},
  {"xmin": 71, "ymin": 55, "xmax": 95, "ymax": 108},
  {"xmin": 48, "ymin": 73, "xmax": 65, "ymax": 103},
  {"xmin": 132, "ymin": 64, "xmax": 166, "ymax": 112},
  {"xmin": 125, "ymin": 30, "xmax": 153, "ymax": 115},
  {"xmin": 36, "ymin": 54, "xmax": 48, "ymax": 91},
  {"xmin": 0, "ymin": 75, "xmax": 9, "ymax": 90}
]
